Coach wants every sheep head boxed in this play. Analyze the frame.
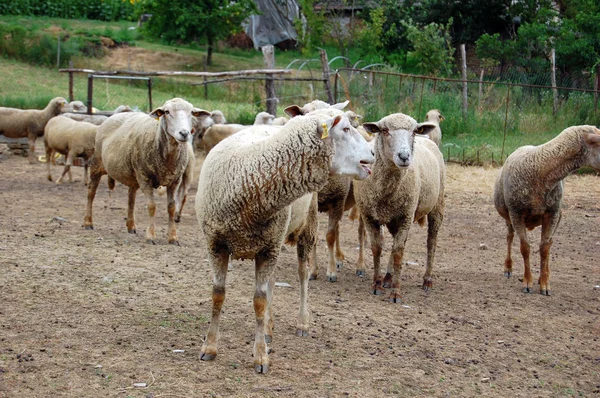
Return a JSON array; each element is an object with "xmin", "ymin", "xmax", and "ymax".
[
  {"xmin": 150, "ymin": 98, "xmax": 210, "ymax": 143},
  {"xmin": 284, "ymin": 99, "xmax": 350, "ymax": 117},
  {"xmin": 425, "ymin": 109, "xmax": 444, "ymax": 123},
  {"xmin": 363, "ymin": 113, "xmax": 436, "ymax": 169},
  {"xmin": 583, "ymin": 126, "xmax": 600, "ymax": 171}
]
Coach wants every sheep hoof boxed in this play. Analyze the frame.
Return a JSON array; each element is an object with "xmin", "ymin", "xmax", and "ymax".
[
  {"xmin": 383, "ymin": 273, "xmax": 393, "ymax": 288},
  {"xmin": 84, "ymin": 225, "xmax": 93, "ymax": 230},
  {"xmin": 522, "ymin": 286, "xmax": 533, "ymax": 294},
  {"xmin": 128, "ymin": 229, "xmax": 136, "ymax": 234},
  {"xmin": 174, "ymin": 216, "xmax": 181, "ymax": 223},
  {"xmin": 254, "ymin": 364, "xmax": 269, "ymax": 374},
  {"xmin": 422, "ymin": 279, "xmax": 433, "ymax": 291},
  {"xmin": 169, "ymin": 240, "xmax": 181, "ymax": 246},
  {"xmin": 295, "ymin": 329, "xmax": 308, "ymax": 337},
  {"xmin": 356, "ymin": 270, "xmax": 365, "ymax": 277},
  {"xmin": 327, "ymin": 275, "xmax": 337, "ymax": 283},
  {"xmin": 200, "ymin": 352, "xmax": 216, "ymax": 361},
  {"xmin": 309, "ymin": 274, "xmax": 317, "ymax": 281},
  {"xmin": 146, "ymin": 239, "xmax": 156, "ymax": 245},
  {"xmin": 336, "ymin": 261, "xmax": 343, "ymax": 269},
  {"xmin": 504, "ymin": 271, "xmax": 512, "ymax": 278},
  {"xmin": 47, "ymin": 176, "xmax": 52, "ymax": 182},
  {"xmin": 540, "ymin": 289, "xmax": 551, "ymax": 296},
  {"xmin": 372, "ymin": 284, "xmax": 385, "ymax": 295},
  {"xmin": 265, "ymin": 335, "xmax": 272, "ymax": 344},
  {"xmin": 388, "ymin": 294, "xmax": 402, "ymax": 303}
]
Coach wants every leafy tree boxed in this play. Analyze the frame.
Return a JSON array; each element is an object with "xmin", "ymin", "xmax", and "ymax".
[
  {"xmin": 402, "ymin": 18, "xmax": 455, "ymax": 76},
  {"xmin": 138, "ymin": 0, "xmax": 257, "ymax": 65},
  {"xmin": 295, "ymin": 0, "xmax": 328, "ymax": 54}
]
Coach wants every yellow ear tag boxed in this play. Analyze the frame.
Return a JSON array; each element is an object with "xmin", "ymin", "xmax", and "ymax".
[{"xmin": 321, "ymin": 123, "xmax": 329, "ymax": 139}]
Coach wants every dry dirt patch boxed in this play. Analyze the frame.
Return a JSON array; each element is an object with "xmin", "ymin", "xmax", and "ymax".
[{"xmin": 0, "ymin": 146, "xmax": 599, "ymax": 397}]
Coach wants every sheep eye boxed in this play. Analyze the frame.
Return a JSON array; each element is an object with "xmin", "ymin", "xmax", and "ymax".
[
  {"xmin": 164, "ymin": 110, "xmax": 170, "ymax": 116},
  {"xmin": 343, "ymin": 127, "xmax": 350, "ymax": 133},
  {"xmin": 382, "ymin": 129, "xmax": 390, "ymax": 136}
]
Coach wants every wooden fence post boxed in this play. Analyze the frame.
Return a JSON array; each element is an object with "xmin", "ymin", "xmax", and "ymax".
[
  {"xmin": 461, "ymin": 44, "xmax": 468, "ymax": 119},
  {"xmin": 203, "ymin": 56, "xmax": 208, "ymax": 100},
  {"xmin": 551, "ymin": 48, "xmax": 558, "ymax": 115},
  {"xmin": 595, "ymin": 65, "xmax": 600, "ymax": 113},
  {"xmin": 263, "ymin": 45, "xmax": 277, "ymax": 116},
  {"xmin": 147, "ymin": 78, "xmax": 153, "ymax": 112},
  {"xmin": 87, "ymin": 74, "xmax": 93, "ymax": 115},
  {"xmin": 319, "ymin": 49, "xmax": 334, "ymax": 104},
  {"xmin": 68, "ymin": 61, "xmax": 74, "ymax": 102}
]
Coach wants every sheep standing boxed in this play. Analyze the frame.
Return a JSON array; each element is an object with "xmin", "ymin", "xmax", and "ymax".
[
  {"xmin": 353, "ymin": 113, "xmax": 445, "ymax": 302},
  {"xmin": 423, "ymin": 109, "xmax": 444, "ymax": 147},
  {"xmin": 195, "ymin": 113, "xmax": 374, "ymax": 373},
  {"xmin": 200, "ymin": 111, "xmax": 274, "ymax": 154},
  {"xmin": 61, "ymin": 105, "xmax": 134, "ymax": 126},
  {"xmin": 0, "ymin": 97, "xmax": 68, "ymax": 163},
  {"xmin": 493, "ymin": 125, "xmax": 600, "ymax": 295},
  {"xmin": 83, "ymin": 98, "xmax": 209, "ymax": 245},
  {"xmin": 44, "ymin": 116, "xmax": 98, "ymax": 185}
]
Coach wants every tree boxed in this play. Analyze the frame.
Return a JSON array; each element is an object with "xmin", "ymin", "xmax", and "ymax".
[
  {"xmin": 402, "ymin": 18, "xmax": 455, "ymax": 76},
  {"xmin": 138, "ymin": 0, "xmax": 257, "ymax": 65}
]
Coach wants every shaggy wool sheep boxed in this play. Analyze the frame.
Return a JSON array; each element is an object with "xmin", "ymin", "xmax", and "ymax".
[
  {"xmin": 195, "ymin": 112, "xmax": 374, "ymax": 373},
  {"xmin": 284, "ymin": 99, "xmax": 350, "ymax": 117},
  {"xmin": 272, "ymin": 116, "xmax": 289, "ymax": 126},
  {"xmin": 493, "ymin": 125, "xmax": 600, "ymax": 295},
  {"xmin": 83, "ymin": 98, "xmax": 210, "ymax": 245},
  {"xmin": 192, "ymin": 109, "xmax": 225, "ymax": 150},
  {"xmin": 423, "ymin": 109, "xmax": 444, "ymax": 147},
  {"xmin": 0, "ymin": 97, "xmax": 68, "ymax": 163},
  {"xmin": 61, "ymin": 105, "xmax": 134, "ymax": 126},
  {"xmin": 44, "ymin": 115, "xmax": 98, "ymax": 185},
  {"xmin": 353, "ymin": 113, "xmax": 445, "ymax": 302},
  {"xmin": 200, "ymin": 111, "xmax": 274, "ymax": 154}
]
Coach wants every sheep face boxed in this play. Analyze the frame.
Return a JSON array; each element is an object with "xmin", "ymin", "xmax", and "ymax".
[
  {"xmin": 583, "ymin": 128, "xmax": 600, "ymax": 170},
  {"xmin": 345, "ymin": 110, "xmax": 363, "ymax": 128},
  {"xmin": 363, "ymin": 114, "xmax": 436, "ymax": 169},
  {"xmin": 323, "ymin": 114, "xmax": 374, "ymax": 180},
  {"xmin": 284, "ymin": 100, "xmax": 350, "ymax": 117},
  {"xmin": 150, "ymin": 98, "xmax": 210, "ymax": 143},
  {"xmin": 425, "ymin": 109, "xmax": 444, "ymax": 123},
  {"xmin": 254, "ymin": 111, "xmax": 274, "ymax": 125}
]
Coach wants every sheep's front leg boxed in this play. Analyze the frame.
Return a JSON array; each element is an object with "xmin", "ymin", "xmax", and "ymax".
[
  {"xmin": 388, "ymin": 224, "xmax": 410, "ymax": 303},
  {"xmin": 539, "ymin": 211, "xmax": 561, "ymax": 296},
  {"xmin": 296, "ymin": 213, "xmax": 317, "ymax": 336},
  {"xmin": 200, "ymin": 251, "xmax": 229, "ymax": 362},
  {"xmin": 365, "ymin": 220, "xmax": 384, "ymax": 295},
  {"xmin": 126, "ymin": 186, "xmax": 137, "ymax": 234},
  {"xmin": 355, "ymin": 216, "xmax": 367, "ymax": 277},
  {"xmin": 27, "ymin": 133, "xmax": 37, "ymax": 164},
  {"xmin": 166, "ymin": 185, "xmax": 180, "ymax": 245},
  {"xmin": 510, "ymin": 214, "xmax": 532, "ymax": 293},
  {"xmin": 56, "ymin": 152, "xmax": 73, "ymax": 184},
  {"xmin": 140, "ymin": 186, "xmax": 157, "ymax": 244},
  {"xmin": 325, "ymin": 205, "xmax": 344, "ymax": 282},
  {"xmin": 308, "ymin": 245, "xmax": 318, "ymax": 280},
  {"xmin": 423, "ymin": 210, "xmax": 443, "ymax": 291},
  {"xmin": 253, "ymin": 250, "xmax": 278, "ymax": 374},
  {"xmin": 504, "ymin": 220, "xmax": 515, "ymax": 277}
]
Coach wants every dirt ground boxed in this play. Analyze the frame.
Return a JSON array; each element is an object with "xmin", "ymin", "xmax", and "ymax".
[{"xmin": 1, "ymin": 143, "xmax": 599, "ymax": 398}]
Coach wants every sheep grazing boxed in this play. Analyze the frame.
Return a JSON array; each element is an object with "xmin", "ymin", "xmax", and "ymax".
[
  {"xmin": 200, "ymin": 111, "xmax": 273, "ymax": 154},
  {"xmin": 493, "ymin": 125, "xmax": 600, "ymax": 295},
  {"xmin": 62, "ymin": 105, "xmax": 134, "ymax": 126},
  {"xmin": 44, "ymin": 116, "xmax": 98, "ymax": 185},
  {"xmin": 195, "ymin": 112, "xmax": 374, "ymax": 373},
  {"xmin": 423, "ymin": 109, "xmax": 444, "ymax": 147},
  {"xmin": 353, "ymin": 113, "xmax": 445, "ymax": 302},
  {"xmin": 83, "ymin": 98, "xmax": 210, "ymax": 245},
  {"xmin": 0, "ymin": 97, "xmax": 68, "ymax": 163}
]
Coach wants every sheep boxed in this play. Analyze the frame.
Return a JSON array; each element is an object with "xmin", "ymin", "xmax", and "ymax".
[
  {"xmin": 192, "ymin": 109, "xmax": 225, "ymax": 150},
  {"xmin": 284, "ymin": 99, "xmax": 350, "ymax": 117},
  {"xmin": 423, "ymin": 109, "xmax": 444, "ymax": 147},
  {"xmin": 44, "ymin": 116, "xmax": 98, "ymax": 185},
  {"xmin": 272, "ymin": 116, "xmax": 289, "ymax": 126},
  {"xmin": 353, "ymin": 113, "xmax": 445, "ymax": 302},
  {"xmin": 200, "ymin": 111, "xmax": 274, "ymax": 154},
  {"xmin": 195, "ymin": 112, "xmax": 374, "ymax": 373},
  {"xmin": 0, "ymin": 97, "xmax": 68, "ymax": 163},
  {"xmin": 61, "ymin": 105, "xmax": 134, "ymax": 126},
  {"xmin": 65, "ymin": 100, "xmax": 88, "ymax": 113},
  {"xmin": 346, "ymin": 109, "xmax": 373, "ymax": 142},
  {"xmin": 83, "ymin": 98, "xmax": 210, "ymax": 245},
  {"xmin": 493, "ymin": 125, "xmax": 600, "ymax": 295}
]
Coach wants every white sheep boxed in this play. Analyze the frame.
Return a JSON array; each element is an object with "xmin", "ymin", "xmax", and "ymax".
[
  {"xmin": 200, "ymin": 111, "xmax": 274, "ymax": 154},
  {"xmin": 0, "ymin": 97, "xmax": 68, "ymax": 163},
  {"xmin": 284, "ymin": 99, "xmax": 350, "ymax": 118},
  {"xmin": 83, "ymin": 98, "xmax": 210, "ymax": 245},
  {"xmin": 192, "ymin": 109, "xmax": 225, "ymax": 150},
  {"xmin": 44, "ymin": 115, "xmax": 98, "ymax": 185},
  {"xmin": 493, "ymin": 125, "xmax": 600, "ymax": 295},
  {"xmin": 272, "ymin": 116, "xmax": 289, "ymax": 126},
  {"xmin": 61, "ymin": 105, "xmax": 134, "ymax": 126},
  {"xmin": 423, "ymin": 109, "xmax": 444, "ymax": 147},
  {"xmin": 353, "ymin": 113, "xmax": 445, "ymax": 302},
  {"xmin": 195, "ymin": 112, "xmax": 374, "ymax": 373}
]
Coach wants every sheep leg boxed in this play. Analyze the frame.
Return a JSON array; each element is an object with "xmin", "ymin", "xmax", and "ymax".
[
  {"xmin": 388, "ymin": 223, "xmax": 410, "ymax": 303},
  {"xmin": 308, "ymin": 244, "xmax": 318, "ymax": 280},
  {"xmin": 539, "ymin": 211, "xmax": 561, "ymax": 296},
  {"xmin": 423, "ymin": 210, "xmax": 443, "ymax": 291},
  {"xmin": 504, "ymin": 220, "xmax": 515, "ymax": 277},
  {"xmin": 297, "ymin": 200, "xmax": 317, "ymax": 336},
  {"xmin": 511, "ymin": 216, "xmax": 533, "ymax": 293},
  {"xmin": 27, "ymin": 133, "xmax": 37, "ymax": 164},
  {"xmin": 264, "ymin": 272, "xmax": 275, "ymax": 343},
  {"xmin": 83, "ymin": 170, "xmax": 103, "ymax": 230},
  {"xmin": 355, "ymin": 215, "xmax": 367, "ymax": 277},
  {"xmin": 253, "ymin": 250, "xmax": 278, "ymax": 374},
  {"xmin": 140, "ymin": 186, "xmax": 158, "ymax": 244},
  {"xmin": 383, "ymin": 255, "xmax": 394, "ymax": 288},
  {"xmin": 325, "ymin": 205, "xmax": 344, "ymax": 282},
  {"xmin": 83, "ymin": 161, "xmax": 89, "ymax": 186},
  {"xmin": 126, "ymin": 186, "xmax": 137, "ymax": 234},
  {"xmin": 200, "ymin": 251, "xmax": 229, "ymax": 362},
  {"xmin": 166, "ymin": 185, "xmax": 180, "ymax": 245},
  {"xmin": 366, "ymin": 220, "xmax": 384, "ymax": 295},
  {"xmin": 57, "ymin": 152, "xmax": 73, "ymax": 184},
  {"xmin": 45, "ymin": 146, "xmax": 53, "ymax": 182},
  {"xmin": 335, "ymin": 224, "xmax": 345, "ymax": 265}
]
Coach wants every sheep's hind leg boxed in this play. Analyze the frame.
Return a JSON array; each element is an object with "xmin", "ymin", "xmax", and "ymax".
[
  {"xmin": 83, "ymin": 169, "xmax": 103, "ymax": 230},
  {"xmin": 27, "ymin": 134, "xmax": 37, "ymax": 164},
  {"xmin": 504, "ymin": 220, "xmax": 515, "ymax": 277},
  {"xmin": 200, "ymin": 251, "xmax": 229, "ymax": 362},
  {"xmin": 423, "ymin": 210, "xmax": 443, "ymax": 291},
  {"xmin": 126, "ymin": 186, "xmax": 137, "ymax": 234},
  {"xmin": 140, "ymin": 186, "xmax": 157, "ymax": 244},
  {"xmin": 166, "ymin": 185, "xmax": 180, "ymax": 245},
  {"xmin": 511, "ymin": 215, "xmax": 533, "ymax": 293},
  {"xmin": 539, "ymin": 211, "xmax": 561, "ymax": 296},
  {"xmin": 56, "ymin": 152, "xmax": 73, "ymax": 184},
  {"xmin": 46, "ymin": 146, "xmax": 53, "ymax": 181},
  {"xmin": 366, "ymin": 220, "xmax": 384, "ymax": 295},
  {"xmin": 355, "ymin": 216, "xmax": 367, "ymax": 277},
  {"xmin": 325, "ymin": 206, "xmax": 344, "ymax": 282},
  {"xmin": 253, "ymin": 250, "xmax": 278, "ymax": 374}
]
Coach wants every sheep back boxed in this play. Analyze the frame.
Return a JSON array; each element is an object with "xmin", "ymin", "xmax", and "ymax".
[{"xmin": 44, "ymin": 116, "xmax": 98, "ymax": 158}]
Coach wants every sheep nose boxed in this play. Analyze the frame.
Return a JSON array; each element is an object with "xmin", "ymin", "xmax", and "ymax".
[
  {"xmin": 398, "ymin": 152, "xmax": 409, "ymax": 162},
  {"xmin": 179, "ymin": 130, "xmax": 190, "ymax": 140}
]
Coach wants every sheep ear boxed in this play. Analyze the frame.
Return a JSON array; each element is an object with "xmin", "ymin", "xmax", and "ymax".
[
  {"xmin": 331, "ymin": 115, "xmax": 342, "ymax": 128},
  {"xmin": 415, "ymin": 122, "xmax": 437, "ymax": 135},
  {"xmin": 439, "ymin": 114, "xmax": 445, "ymax": 122},
  {"xmin": 362, "ymin": 122, "xmax": 381, "ymax": 135},
  {"xmin": 331, "ymin": 100, "xmax": 350, "ymax": 110},
  {"xmin": 192, "ymin": 108, "xmax": 211, "ymax": 118},
  {"xmin": 149, "ymin": 108, "xmax": 164, "ymax": 120},
  {"xmin": 584, "ymin": 133, "xmax": 600, "ymax": 147},
  {"xmin": 284, "ymin": 105, "xmax": 304, "ymax": 118}
]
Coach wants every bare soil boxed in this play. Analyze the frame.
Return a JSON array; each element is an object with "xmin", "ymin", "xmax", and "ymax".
[{"xmin": 1, "ymin": 145, "xmax": 600, "ymax": 398}]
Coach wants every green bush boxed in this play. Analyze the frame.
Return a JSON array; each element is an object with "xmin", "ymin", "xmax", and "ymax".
[{"xmin": 0, "ymin": 0, "xmax": 135, "ymax": 22}]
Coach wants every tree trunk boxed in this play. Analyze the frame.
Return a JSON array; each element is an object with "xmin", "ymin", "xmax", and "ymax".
[{"xmin": 207, "ymin": 36, "xmax": 214, "ymax": 66}]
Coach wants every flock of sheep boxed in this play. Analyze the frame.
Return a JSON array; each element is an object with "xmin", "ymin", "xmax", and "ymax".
[{"xmin": 0, "ymin": 95, "xmax": 599, "ymax": 374}]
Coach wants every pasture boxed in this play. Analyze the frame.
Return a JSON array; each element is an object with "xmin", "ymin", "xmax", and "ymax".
[{"xmin": 0, "ymin": 144, "xmax": 599, "ymax": 397}]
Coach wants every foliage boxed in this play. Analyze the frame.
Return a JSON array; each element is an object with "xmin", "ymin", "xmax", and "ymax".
[
  {"xmin": 137, "ymin": 0, "xmax": 257, "ymax": 64},
  {"xmin": 294, "ymin": 0, "xmax": 328, "ymax": 54},
  {"xmin": 402, "ymin": 18, "xmax": 455, "ymax": 76},
  {"xmin": 0, "ymin": 0, "xmax": 136, "ymax": 21},
  {"xmin": 355, "ymin": 8, "xmax": 384, "ymax": 61}
]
